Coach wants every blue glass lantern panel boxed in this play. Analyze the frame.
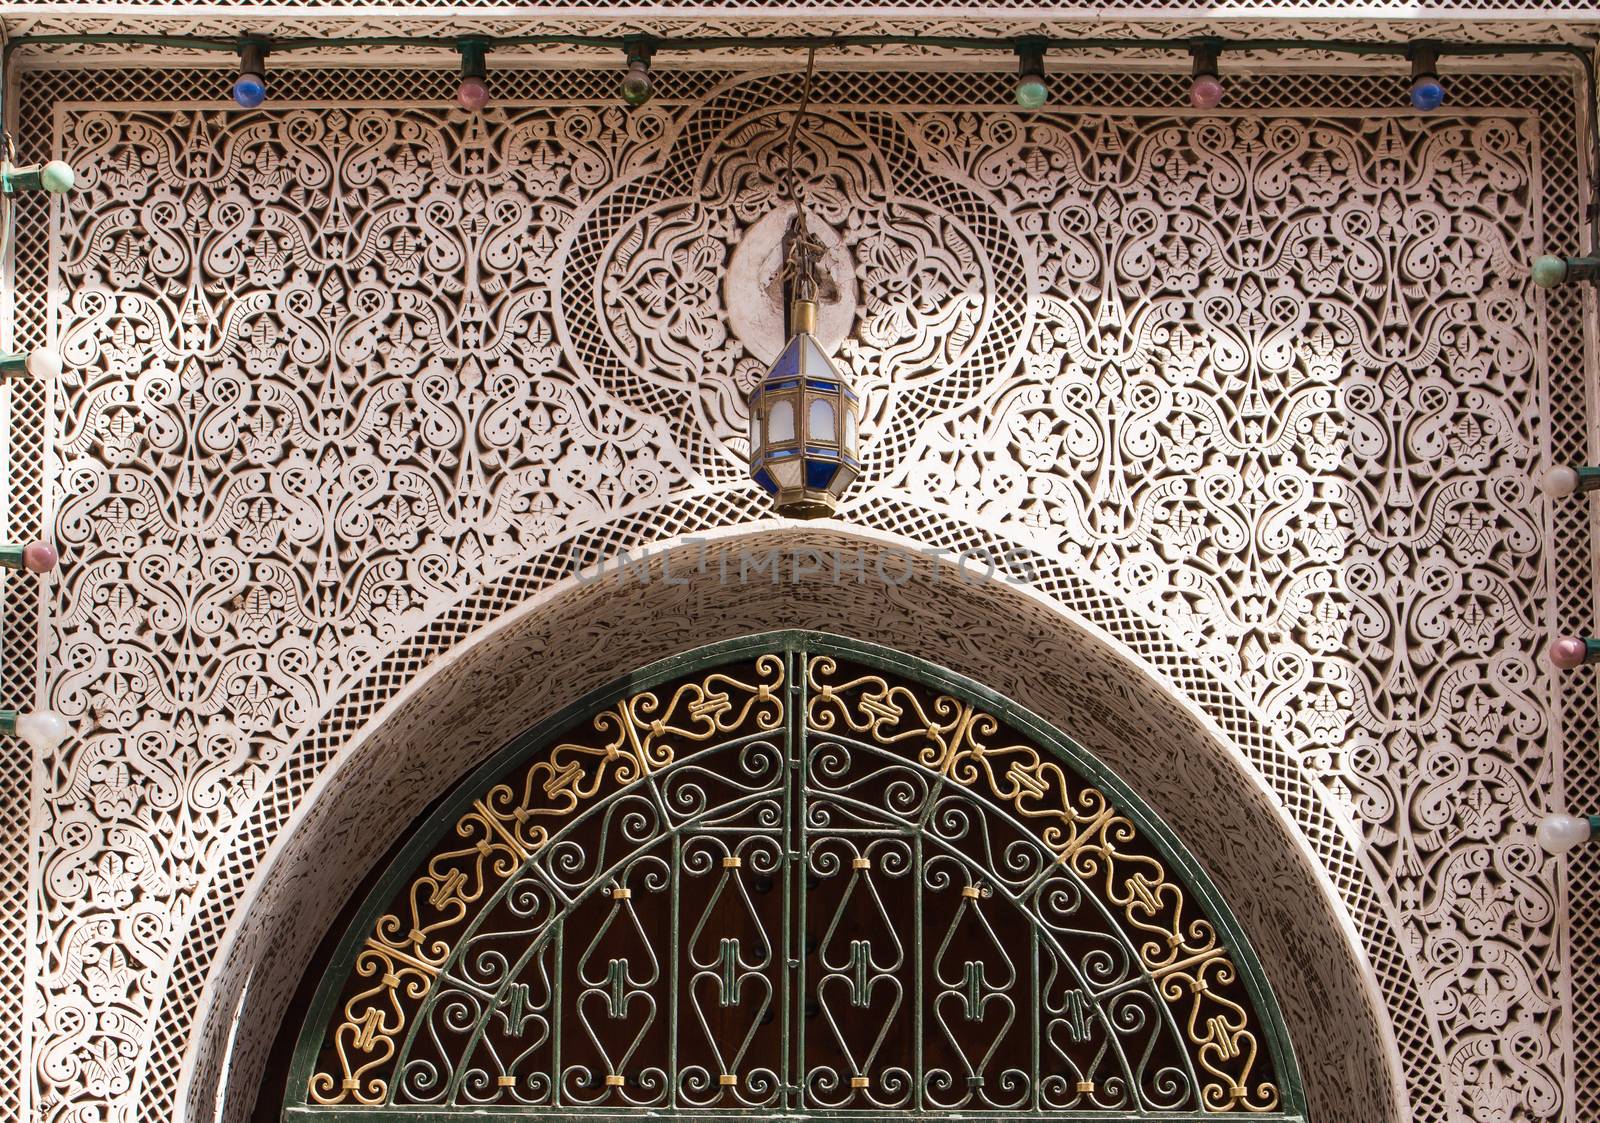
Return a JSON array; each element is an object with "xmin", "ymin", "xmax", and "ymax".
[
  {"xmin": 753, "ymin": 466, "xmax": 777, "ymax": 494},
  {"xmin": 759, "ymin": 378, "xmax": 802, "ymax": 395},
  {"xmin": 806, "ymin": 459, "xmax": 839, "ymax": 491},
  {"xmin": 769, "ymin": 337, "xmax": 804, "ymax": 379}
]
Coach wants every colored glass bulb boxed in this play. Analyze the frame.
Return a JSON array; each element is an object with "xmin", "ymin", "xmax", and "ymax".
[
  {"xmin": 1532, "ymin": 255, "xmax": 1568, "ymax": 288},
  {"xmin": 1537, "ymin": 813, "xmax": 1594, "ymax": 855},
  {"xmin": 0, "ymin": 349, "xmax": 63, "ymax": 380},
  {"xmin": 1015, "ymin": 75, "xmax": 1048, "ymax": 110},
  {"xmin": 13, "ymin": 711, "xmax": 70, "ymax": 752},
  {"xmin": 1543, "ymin": 465, "xmax": 1579, "ymax": 498},
  {"xmin": 1, "ymin": 161, "xmax": 76, "ymax": 195},
  {"xmin": 40, "ymin": 161, "xmax": 75, "ymax": 193},
  {"xmin": 457, "ymin": 76, "xmax": 490, "ymax": 111},
  {"xmin": 233, "ymin": 73, "xmax": 267, "ymax": 109},
  {"xmin": 1189, "ymin": 74, "xmax": 1225, "ymax": 110},
  {"xmin": 0, "ymin": 542, "xmax": 58, "ymax": 573},
  {"xmin": 1409, "ymin": 76, "xmax": 1444, "ymax": 112},
  {"xmin": 22, "ymin": 544, "xmax": 56, "ymax": 573},
  {"xmin": 621, "ymin": 60, "xmax": 654, "ymax": 106},
  {"xmin": 30, "ymin": 350, "xmax": 62, "ymax": 379},
  {"xmin": 1549, "ymin": 636, "xmax": 1593, "ymax": 670}
]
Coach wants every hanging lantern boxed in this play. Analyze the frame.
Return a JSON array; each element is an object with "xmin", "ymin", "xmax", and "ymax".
[
  {"xmin": 746, "ymin": 49, "xmax": 860, "ymax": 519},
  {"xmin": 748, "ymin": 290, "xmax": 860, "ymax": 518}
]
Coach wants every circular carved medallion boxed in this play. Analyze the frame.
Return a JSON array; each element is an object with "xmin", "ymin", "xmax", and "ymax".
[
  {"xmin": 560, "ymin": 81, "xmax": 1033, "ymax": 485},
  {"xmin": 724, "ymin": 205, "xmax": 857, "ymax": 361}
]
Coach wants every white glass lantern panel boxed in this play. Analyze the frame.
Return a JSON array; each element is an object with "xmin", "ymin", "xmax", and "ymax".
[
  {"xmin": 808, "ymin": 398, "xmax": 836, "ymax": 444},
  {"xmin": 843, "ymin": 404, "xmax": 857, "ymax": 452},
  {"xmin": 750, "ymin": 407, "xmax": 763, "ymax": 456},
  {"xmin": 772, "ymin": 459, "xmax": 804, "ymax": 489},
  {"xmin": 769, "ymin": 400, "xmax": 795, "ymax": 444},
  {"xmin": 802, "ymin": 336, "xmax": 835, "ymax": 376}
]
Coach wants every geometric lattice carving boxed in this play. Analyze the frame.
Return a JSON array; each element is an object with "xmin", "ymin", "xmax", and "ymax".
[
  {"xmin": 4, "ymin": 64, "xmax": 1582, "ymax": 1123},
  {"xmin": 289, "ymin": 636, "xmax": 1303, "ymax": 1117}
]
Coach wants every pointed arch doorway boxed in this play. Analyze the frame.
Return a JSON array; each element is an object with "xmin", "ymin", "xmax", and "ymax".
[{"xmin": 282, "ymin": 632, "xmax": 1305, "ymax": 1120}]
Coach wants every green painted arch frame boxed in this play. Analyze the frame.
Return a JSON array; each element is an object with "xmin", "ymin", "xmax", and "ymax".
[{"xmin": 284, "ymin": 631, "xmax": 1307, "ymax": 1121}]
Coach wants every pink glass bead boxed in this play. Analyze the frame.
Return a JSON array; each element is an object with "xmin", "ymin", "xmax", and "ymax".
[
  {"xmin": 1190, "ymin": 75, "xmax": 1225, "ymax": 110},
  {"xmin": 1549, "ymin": 636, "xmax": 1589, "ymax": 670},
  {"xmin": 21, "ymin": 542, "xmax": 57, "ymax": 574},
  {"xmin": 457, "ymin": 77, "xmax": 490, "ymax": 111}
]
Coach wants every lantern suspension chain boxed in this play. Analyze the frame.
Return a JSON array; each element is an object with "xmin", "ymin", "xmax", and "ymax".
[
  {"xmin": 745, "ymin": 45, "xmax": 861, "ymax": 519},
  {"xmin": 780, "ymin": 47, "xmax": 824, "ymax": 310}
]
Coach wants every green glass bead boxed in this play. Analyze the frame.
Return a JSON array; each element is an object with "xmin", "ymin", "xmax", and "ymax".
[
  {"xmin": 1015, "ymin": 77, "xmax": 1048, "ymax": 110},
  {"xmin": 40, "ymin": 161, "xmax": 75, "ymax": 194},
  {"xmin": 1531, "ymin": 255, "xmax": 1568, "ymax": 289}
]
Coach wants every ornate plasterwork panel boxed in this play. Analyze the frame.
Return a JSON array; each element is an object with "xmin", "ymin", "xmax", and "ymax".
[{"xmin": 2, "ymin": 62, "xmax": 1585, "ymax": 1123}]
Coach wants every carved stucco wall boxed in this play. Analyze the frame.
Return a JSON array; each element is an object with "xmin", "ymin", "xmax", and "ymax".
[{"xmin": 1, "ymin": 61, "xmax": 1592, "ymax": 1123}]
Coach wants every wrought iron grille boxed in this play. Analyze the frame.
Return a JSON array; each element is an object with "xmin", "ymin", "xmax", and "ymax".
[{"xmin": 286, "ymin": 633, "xmax": 1303, "ymax": 1119}]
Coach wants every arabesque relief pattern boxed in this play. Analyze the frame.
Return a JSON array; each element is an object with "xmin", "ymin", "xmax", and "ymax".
[{"xmin": 23, "ymin": 70, "xmax": 1564, "ymax": 1123}]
